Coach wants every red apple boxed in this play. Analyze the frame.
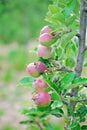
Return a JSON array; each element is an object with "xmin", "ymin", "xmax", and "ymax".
[
  {"xmin": 33, "ymin": 92, "xmax": 51, "ymax": 107},
  {"xmin": 26, "ymin": 63, "xmax": 40, "ymax": 77},
  {"xmin": 39, "ymin": 33, "xmax": 52, "ymax": 43},
  {"xmin": 38, "ymin": 44, "xmax": 51, "ymax": 59},
  {"xmin": 40, "ymin": 25, "xmax": 51, "ymax": 35},
  {"xmin": 33, "ymin": 78, "xmax": 47, "ymax": 92},
  {"xmin": 36, "ymin": 62, "xmax": 47, "ymax": 73}
]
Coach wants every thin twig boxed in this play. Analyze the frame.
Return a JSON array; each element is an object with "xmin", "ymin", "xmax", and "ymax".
[
  {"xmin": 35, "ymin": 121, "xmax": 43, "ymax": 130},
  {"xmin": 55, "ymin": 66, "xmax": 73, "ymax": 72},
  {"xmin": 49, "ymin": 59, "xmax": 73, "ymax": 72},
  {"xmin": 84, "ymin": 46, "xmax": 87, "ymax": 51},
  {"xmin": 49, "ymin": 59, "xmax": 60, "ymax": 66},
  {"xmin": 77, "ymin": 99, "xmax": 87, "ymax": 102},
  {"xmin": 61, "ymin": 96, "xmax": 68, "ymax": 106},
  {"xmin": 52, "ymin": 29, "xmax": 72, "ymax": 37}
]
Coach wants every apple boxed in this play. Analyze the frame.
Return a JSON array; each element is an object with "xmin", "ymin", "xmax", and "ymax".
[
  {"xmin": 38, "ymin": 44, "xmax": 51, "ymax": 59},
  {"xmin": 40, "ymin": 25, "xmax": 51, "ymax": 34},
  {"xmin": 36, "ymin": 62, "xmax": 47, "ymax": 73},
  {"xmin": 26, "ymin": 63, "xmax": 40, "ymax": 77},
  {"xmin": 33, "ymin": 92, "xmax": 51, "ymax": 107},
  {"xmin": 33, "ymin": 78, "xmax": 47, "ymax": 92}
]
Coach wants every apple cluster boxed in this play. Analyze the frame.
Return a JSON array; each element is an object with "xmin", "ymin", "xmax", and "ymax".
[{"xmin": 26, "ymin": 25, "xmax": 56, "ymax": 107}]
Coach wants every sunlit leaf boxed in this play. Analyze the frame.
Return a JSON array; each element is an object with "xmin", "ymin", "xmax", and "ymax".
[
  {"xmin": 60, "ymin": 72, "xmax": 75, "ymax": 85},
  {"xmin": 45, "ymin": 79, "xmax": 58, "ymax": 92},
  {"xmin": 18, "ymin": 77, "xmax": 34, "ymax": 87}
]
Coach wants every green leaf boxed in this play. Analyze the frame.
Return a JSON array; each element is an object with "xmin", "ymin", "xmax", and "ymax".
[
  {"xmin": 65, "ymin": 57, "xmax": 75, "ymax": 68},
  {"xmin": 51, "ymin": 47, "xmax": 57, "ymax": 59},
  {"xmin": 45, "ymin": 124, "xmax": 54, "ymax": 130},
  {"xmin": 45, "ymin": 79, "xmax": 58, "ymax": 92},
  {"xmin": 68, "ymin": 107, "xmax": 75, "ymax": 116},
  {"xmin": 44, "ymin": 79, "xmax": 63, "ymax": 108},
  {"xmin": 81, "ymin": 125, "xmax": 87, "ymax": 130},
  {"xmin": 51, "ymin": 12, "xmax": 65, "ymax": 24},
  {"xmin": 62, "ymin": 0, "xmax": 76, "ymax": 17},
  {"xmin": 46, "ymin": 4, "xmax": 65, "ymax": 26},
  {"xmin": 20, "ymin": 108, "xmax": 29, "ymax": 115},
  {"xmin": 50, "ymin": 108, "xmax": 63, "ymax": 117},
  {"xmin": 21, "ymin": 108, "xmax": 47, "ymax": 117},
  {"xmin": 20, "ymin": 120, "xmax": 33, "ymax": 125},
  {"xmin": 51, "ymin": 100, "xmax": 62, "ymax": 109},
  {"xmin": 18, "ymin": 77, "xmax": 34, "ymax": 87},
  {"xmin": 65, "ymin": 41, "xmax": 77, "ymax": 60},
  {"xmin": 26, "ymin": 108, "xmax": 39, "ymax": 116},
  {"xmin": 51, "ymin": 92, "xmax": 61, "ymax": 100},
  {"xmin": 73, "ymin": 0, "xmax": 80, "ymax": 16},
  {"xmin": 75, "ymin": 105, "xmax": 87, "ymax": 123},
  {"xmin": 51, "ymin": 92, "xmax": 63, "ymax": 108},
  {"xmin": 48, "ymin": 5, "xmax": 59, "ymax": 14},
  {"xmin": 61, "ymin": 31, "xmax": 77, "ymax": 48},
  {"xmin": 56, "ymin": 47, "xmax": 64, "ymax": 60},
  {"xmin": 65, "ymin": 15, "xmax": 76, "ymax": 27},
  {"xmin": 60, "ymin": 72, "xmax": 75, "ymax": 85},
  {"xmin": 54, "ymin": 0, "xmax": 66, "ymax": 8},
  {"xmin": 69, "ymin": 120, "xmax": 81, "ymax": 130},
  {"xmin": 72, "ymin": 77, "xmax": 87, "ymax": 86},
  {"xmin": 83, "ymin": 51, "xmax": 87, "ymax": 66}
]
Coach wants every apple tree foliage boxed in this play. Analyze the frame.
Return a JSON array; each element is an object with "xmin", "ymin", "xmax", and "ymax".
[{"xmin": 18, "ymin": 0, "xmax": 87, "ymax": 129}]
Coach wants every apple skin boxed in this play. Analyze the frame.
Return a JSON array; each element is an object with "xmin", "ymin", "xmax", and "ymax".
[
  {"xmin": 36, "ymin": 62, "xmax": 47, "ymax": 73},
  {"xmin": 32, "ymin": 78, "xmax": 47, "ymax": 92},
  {"xmin": 33, "ymin": 92, "xmax": 51, "ymax": 107},
  {"xmin": 38, "ymin": 44, "xmax": 51, "ymax": 59},
  {"xmin": 26, "ymin": 63, "xmax": 40, "ymax": 78},
  {"xmin": 39, "ymin": 33, "xmax": 58, "ymax": 47},
  {"xmin": 40, "ymin": 25, "xmax": 51, "ymax": 35},
  {"xmin": 39, "ymin": 33, "xmax": 53, "ymax": 47},
  {"xmin": 39, "ymin": 33, "xmax": 52, "ymax": 43}
]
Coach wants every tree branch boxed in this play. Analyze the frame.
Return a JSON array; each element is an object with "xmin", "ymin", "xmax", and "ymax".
[
  {"xmin": 52, "ymin": 29, "xmax": 72, "ymax": 37},
  {"xmin": 49, "ymin": 59, "xmax": 73, "ymax": 73},
  {"xmin": 52, "ymin": 30, "xmax": 80, "ymax": 39},
  {"xmin": 65, "ymin": 0, "xmax": 87, "ymax": 129},
  {"xmin": 70, "ymin": 0, "xmax": 87, "ymax": 104}
]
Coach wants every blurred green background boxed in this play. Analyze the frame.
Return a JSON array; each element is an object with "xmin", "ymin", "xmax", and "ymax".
[
  {"xmin": 0, "ymin": 0, "xmax": 51, "ymax": 44},
  {"xmin": 0, "ymin": 0, "xmax": 64, "ymax": 130}
]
